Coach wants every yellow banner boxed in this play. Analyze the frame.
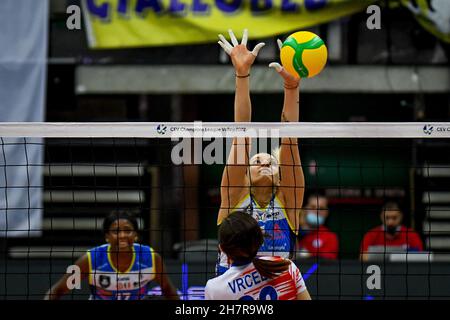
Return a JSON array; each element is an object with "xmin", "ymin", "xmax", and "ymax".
[
  {"xmin": 400, "ymin": 0, "xmax": 450, "ymax": 43},
  {"xmin": 83, "ymin": 0, "xmax": 377, "ymax": 49}
]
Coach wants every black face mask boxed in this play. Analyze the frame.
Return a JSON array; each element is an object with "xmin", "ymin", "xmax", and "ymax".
[{"xmin": 386, "ymin": 226, "xmax": 397, "ymax": 236}]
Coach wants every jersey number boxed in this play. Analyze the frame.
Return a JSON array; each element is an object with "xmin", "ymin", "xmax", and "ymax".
[
  {"xmin": 239, "ymin": 286, "xmax": 278, "ymax": 301},
  {"xmin": 116, "ymin": 293, "xmax": 131, "ymax": 300}
]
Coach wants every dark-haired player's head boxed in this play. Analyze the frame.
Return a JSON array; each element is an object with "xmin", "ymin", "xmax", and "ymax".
[
  {"xmin": 103, "ymin": 210, "xmax": 139, "ymax": 251},
  {"xmin": 219, "ymin": 211, "xmax": 290, "ymax": 278},
  {"xmin": 219, "ymin": 211, "xmax": 264, "ymax": 263}
]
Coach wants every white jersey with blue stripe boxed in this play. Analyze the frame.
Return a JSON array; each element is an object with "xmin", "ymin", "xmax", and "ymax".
[
  {"xmin": 87, "ymin": 243, "xmax": 156, "ymax": 300},
  {"xmin": 217, "ymin": 194, "xmax": 297, "ymax": 275}
]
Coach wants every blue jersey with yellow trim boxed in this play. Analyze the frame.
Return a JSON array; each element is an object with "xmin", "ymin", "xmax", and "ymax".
[
  {"xmin": 217, "ymin": 194, "xmax": 296, "ymax": 275},
  {"xmin": 87, "ymin": 243, "xmax": 156, "ymax": 300}
]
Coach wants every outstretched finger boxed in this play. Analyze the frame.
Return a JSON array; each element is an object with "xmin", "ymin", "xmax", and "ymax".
[
  {"xmin": 269, "ymin": 62, "xmax": 283, "ymax": 72},
  {"xmin": 277, "ymin": 39, "xmax": 283, "ymax": 51},
  {"xmin": 241, "ymin": 29, "xmax": 248, "ymax": 46},
  {"xmin": 218, "ymin": 41, "xmax": 231, "ymax": 55},
  {"xmin": 251, "ymin": 42, "xmax": 266, "ymax": 57},
  {"xmin": 269, "ymin": 62, "xmax": 300, "ymax": 81},
  {"xmin": 228, "ymin": 29, "xmax": 239, "ymax": 46},
  {"xmin": 278, "ymin": 67, "xmax": 297, "ymax": 80},
  {"xmin": 269, "ymin": 62, "xmax": 288, "ymax": 76},
  {"xmin": 218, "ymin": 34, "xmax": 233, "ymax": 52}
]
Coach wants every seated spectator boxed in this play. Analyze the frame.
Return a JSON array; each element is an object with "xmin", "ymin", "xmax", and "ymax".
[
  {"xmin": 297, "ymin": 194, "xmax": 339, "ymax": 260},
  {"xmin": 360, "ymin": 202, "xmax": 424, "ymax": 262}
]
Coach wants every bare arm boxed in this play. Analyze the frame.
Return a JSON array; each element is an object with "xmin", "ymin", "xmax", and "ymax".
[
  {"xmin": 153, "ymin": 253, "xmax": 179, "ymax": 300},
  {"xmin": 270, "ymin": 44, "xmax": 305, "ymax": 232},
  {"xmin": 218, "ymin": 29, "xmax": 265, "ymax": 224},
  {"xmin": 279, "ymin": 88, "xmax": 305, "ymax": 232},
  {"xmin": 297, "ymin": 289, "xmax": 312, "ymax": 300},
  {"xmin": 220, "ymin": 74, "xmax": 251, "ymax": 221},
  {"xmin": 44, "ymin": 253, "xmax": 90, "ymax": 300}
]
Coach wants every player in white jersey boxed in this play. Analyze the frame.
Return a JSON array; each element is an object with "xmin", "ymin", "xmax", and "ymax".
[
  {"xmin": 205, "ymin": 211, "xmax": 311, "ymax": 300},
  {"xmin": 216, "ymin": 29, "xmax": 304, "ymax": 274},
  {"xmin": 44, "ymin": 211, "xmax": 178, "ymax": 300}
]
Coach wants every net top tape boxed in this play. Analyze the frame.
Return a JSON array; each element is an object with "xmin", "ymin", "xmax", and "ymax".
[{"xmin": 0, "ymin": 122, "xmax": 449, "ymax": 138}]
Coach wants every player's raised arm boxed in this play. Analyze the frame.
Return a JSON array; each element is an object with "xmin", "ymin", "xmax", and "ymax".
[
  {"xmin": 269, "ymin": 39, "xmax": 305, "ymax": 232},
  {"xmin": 43, "ymin": 253, "xmax": 90, "ymax": 300},
  {"xmin": 218, "ymin": 29, "xmax": 265, "ymax": 224}
]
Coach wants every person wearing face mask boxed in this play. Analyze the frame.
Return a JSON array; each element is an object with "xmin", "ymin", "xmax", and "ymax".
[
  {"xmin": 360, "ymin": 202, "xmax": 424, "ymax": 262},
  {"xmin": 297, "ymin": 194, "xmax": 339, "ymax": 260}
]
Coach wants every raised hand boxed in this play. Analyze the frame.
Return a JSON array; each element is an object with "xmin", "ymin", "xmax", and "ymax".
[
  {"xmin": 218, "ymin": 29, "xmax": 265, "ymax": 77},
  {"xmin": 269, "ymin": 39, "xmax": 300, "ymax": 89}
]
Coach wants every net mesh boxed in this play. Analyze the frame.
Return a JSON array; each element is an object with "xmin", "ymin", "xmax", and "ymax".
[{"xmin": 0, "ymin": 123, "xmax": 450, "ymax": 300}]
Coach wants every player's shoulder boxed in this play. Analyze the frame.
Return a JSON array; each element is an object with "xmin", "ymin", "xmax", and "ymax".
[
  {"xmin": 274, "ymin": 192, "xmax": 287, "ymax": 206},
  {"xmin": 88, "ymin": 243, "xmax": 109, "ymax": 252},
  {"xmin": 234, "ymin": 192, "xmax": 251, "ymax": 208},
  {"xmin": 205, "ymin": 276, "xmax": 219, "ymax": 287},
  {"xmin": 218, "ymin": 193, "xmax": 251, "ymax": 224},
  {"xmin": 287, "ymin": 259, "xmax": 300, "ymax": 271},
  {"xmin": 133, "ymin": 243, "xmax": 153, "ymax": 251},
  {"xmin": 134, "ymin": 243, "xmax": 159, "ymax": 263},
  {"xmin": 205, "ymin": 277, "xmax": 220, "ymax": 300},
  {"xmin": 207, "ymin": 265, "xmax": 240, "ymax": 287},
  {"xmin": 205, "ymin": 274, "xmax": 224, "ymax": 295},
  {"xmin": 86, "ymin": 244, "xmax": 109, "ymax": 266},
  {"xmin": 284, "ymin": 260, "xmax": 304, "ymax": 283}
]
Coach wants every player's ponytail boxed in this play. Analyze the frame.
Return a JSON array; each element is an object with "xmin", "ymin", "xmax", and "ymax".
[
  {"xmin": 252, "ymin": 256, "xmax": 291, "ymax": 279},
  {"xmin": 219, "ymin": 211, "xmax": 290, "ymax": 279}
]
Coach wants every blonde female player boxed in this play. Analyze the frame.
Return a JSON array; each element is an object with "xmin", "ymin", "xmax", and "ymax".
[
  {"xmin": 205, "ymin": 211, "xmax": 311, "ymax": 300},
  {"xmin": 216, "ymin": 29, "xmax": 304, "ymax": 274},
  {"xmin": 44, "ymin": 211, "xmax": 179, "ymax": 300}
]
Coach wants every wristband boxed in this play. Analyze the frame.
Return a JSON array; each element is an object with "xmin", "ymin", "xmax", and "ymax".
[{"xmin": 284, "ymin": 84, "xmax": 299, "ymax": 89}]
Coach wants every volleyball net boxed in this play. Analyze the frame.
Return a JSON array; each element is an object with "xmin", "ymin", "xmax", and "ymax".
[{"xmin": 1, "ymin": 122, "xmax": 450, "ymax": 300}]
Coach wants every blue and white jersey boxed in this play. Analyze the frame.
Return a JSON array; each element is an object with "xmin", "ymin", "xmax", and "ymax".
[
  {"xmin": 87, "ymin": 243, "xmax": 156, "ymax": 300},
  {"xmin": 217, "ymin": 194, "xmax": 297, "ymax": 275}
]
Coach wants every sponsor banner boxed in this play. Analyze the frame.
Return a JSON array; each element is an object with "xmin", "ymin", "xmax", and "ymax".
[{"xmin": 82, "ymin": 0, "xmax": 377, "ymax": 48}]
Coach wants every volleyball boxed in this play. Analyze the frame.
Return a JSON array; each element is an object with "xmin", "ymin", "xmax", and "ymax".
[{"xmin": 280, "ymin": 31, "xmax": 328, "ymax": 78}]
